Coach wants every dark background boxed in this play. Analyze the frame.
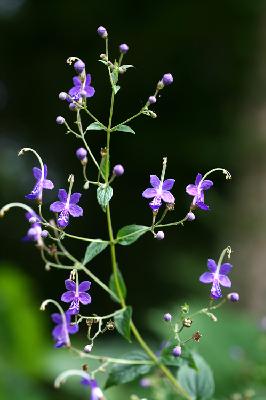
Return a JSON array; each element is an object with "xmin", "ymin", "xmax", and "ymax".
[{"xmin": 1, "ymin": 1, "xmax": 266, "ymax": 399}]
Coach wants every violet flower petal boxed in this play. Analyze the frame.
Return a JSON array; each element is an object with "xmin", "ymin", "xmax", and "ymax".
[
  {"xmin": 78, "ymin": 281, "xmax": 91, "ymax": 292},
  {"xmin": 61, "ymin": 291, "xmax": 75, "ymax": 302},
  {"xmin": 195, "ymin": 173, "xmax": 202, "ymax": 185},
  {"xmin": 70, "ymin": 193, "xmax": 81, "ymax": 204},
  {"xmin": 162, "ymin": 179, "xmax": 175, "ymax": 190},
  {"xmin": 219, "ymin": 275, "xmax": 231, "ymax": 287},
  {"xmin": 69, "ymin": 204, "xmax": 83, "ymax": 217},
  {"xmin": 65, "ymin": 279, "xmax": 76, "ymax": 291},
  {"xmin": 33, "ymin": 167, "xmax": 42, "ymax": 180},
  {"xmin": 79, "ymin": 292, "xmax": 91, "ymax": 305},
  {"xmin": 220, "ymin": 263, "xmax": 232, "ymax": 275},
  {"xmin": 142, "ymin": 188, "xmax": 157, "ymax": 198},
  {"xmin": 58, "ymin": 189, "xmax": 68, "ymax": 202},
  {"xmin": 196, "ymin": 200, "xmax": 209, "ymax": 211},
  {"xmin": 199, "ymin": 272, "xmax": 214, "ymax": 283},
  {"xmin": 161, "ymin": 190, "xmax": 175, "ymax": 203},
  {"xmin": 68, "ymin": 323, "xmax": 79, "ymax": 334},
  {"xmin": 73, "ymin": 76, "xmax": 81, "ymax": 87},
  {"xmin": 43, "ymin": 179, "xmax": 54, "ymax": 189},
  {"xmin": 207, "ymin": 259, "xmax": 217, "ymax": 272},
  {"xmin": 201, "ymin": 180, "xmax": 213, "ymax": 190},
  {"xmin": 150, "ymin": 175, "xmax": 160, "ymax": 189},
  {"xmin": 186, "ymin": 184, "xmax": 197, "ymax": 196},
  {"xmin": 50, "ymin": 201, "xmax": 65, "ymax": 213},
  {"xmin": 51, "ymin": 313, "xmax": 62, "ymax": 324}
]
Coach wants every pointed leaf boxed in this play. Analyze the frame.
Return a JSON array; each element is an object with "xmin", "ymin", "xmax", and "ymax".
[
  {"xmin": 85, "ymin": 122, "xmax": 105, "ymax": 132},
  {"xmin": 109, "ymin": 269, "xmax": 127, "ymax": 303},
  {"xmin": 83, "ymin": 242, "xmax": 109, "ymax": 265},
  {"xmin": 114, "ymin": 124, "xmax": 135, "ymax": 134},
  {"xmin": 105, "ymin": 351, "xmax": 152, "ymax": 389},
  {"xmin": 116, "ymin": 224, "xmax": 149, "ymax": 245},
  {"xmin": 177, "ymin": 352, "xmax": 215, "ymax": 400},
  {"xmin": 114, "ymin": 306, "xmax": 132, "ymax": 342},
  {"xmin": 97, "ymin": 185, "xmax": 113, "ymax": 212}
]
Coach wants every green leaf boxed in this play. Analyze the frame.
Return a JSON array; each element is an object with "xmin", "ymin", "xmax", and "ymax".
[
  {"xmin": 116, "ymin": 224, "xmax": 149, "ymax": 245},
  {"xmin": 114, "ymin": 306, "xmax": 132, "ymax": 342},
  {"xmin": 109, "ymin": 269, "xmax": 127, "ymax": 303},
  {"xmin": 114, "ymin": 124, "xmax": 135, "ymax": 134},
  {"xmin": 105, "ymin": 351, "xmax": 152, "ymax": 389},
  {"xmin": 111, "ymin": 69, "xmax": 119, "ymax": 85},
  {"xmin": 177, "ymin": 352, "xmax": 215, "ymax": 400},
  {"xmin": 83, "ymin": 241, "xmax": 109, "ymax": 265},
  {"xmin": 85, "ymin": 122, "xmax": 105, "ymax": 132},
  {"xmin": 97, "ymin": 185, "xmax": 113, "ymax": 212}
]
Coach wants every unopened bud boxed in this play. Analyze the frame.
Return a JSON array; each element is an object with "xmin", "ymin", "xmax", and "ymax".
[
  {"xmin": 59, "ymin": 92, "xmax": 68, "ymax": 101},
  {"xmin": 155, "ymin": 230, "xmax": 164, "ymax": 240},
  {"xmin": 74, "ymin": 59, "xmax": 85, "ymax": 74},
  {"xmin": 187, "ymin": 211, "xmax": 195, "ymax": 221},
  {"xmin": 172, "ymin": 345, "xmax": 182, "ymax": 357},
  {"xmin": 163, "ymin": 313, "xmax": 172, "ymax": 322},
  {"xmin": 227, "ymin": 292, "xmax": 240, "ymax": 302},
  {"xmin": 84, "ymin": 344, "xmax": 93, "ymax": 353},
  {"xmin": 97, "ymin": 26, "xmax": 108, "ymax": 38},
  {"xmin": 56, "ymin": 116, "xmax": 65, "ymax": 125}
]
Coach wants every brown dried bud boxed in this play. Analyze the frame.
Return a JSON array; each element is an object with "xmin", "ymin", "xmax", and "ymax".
[
  {"xmin": 190, "ymin": 203, "xmax": 197, "ymax": 211},
  {"xmin": 192, "ymin": 331, "xmax": 202, "ymax": 342},
  {"xmin": 106, "ymin": 320, "xmax": 115, "ymax": 331},
  {"xmin": 100, "ymin": 147, "xmax": 107, "ymax": 157},
  {"xmin": 86, "ymin": 318, "xmax": 94, "ymax": 327},
  {"xmin": 183, "ymin": 318, "xmax": 193, "ymax": 328},
  {"xmin": 82, "ymin": 364, "xmax": 88, "ymax": 371},
  {"xmin": 166, "ymin": 202, "xmax": 175, "ymax": 211}
]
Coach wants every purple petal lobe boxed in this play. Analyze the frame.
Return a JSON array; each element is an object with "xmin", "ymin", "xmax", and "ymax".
[
  {"xmin": 161, "ymin": 191, "xmax": 175, "ymax": 203},
  {"xmin": 69, "ymin": 204, "xmax": 83, "ymax": 217},
  {"xmin": 68, "ymin": 323, "xmax": 79, "ymax": 334},
  {"xmin": 79, "ymin": 292, "xmax": 91, "ymax": 305},
  {"xmin": 219, "ymin": 274, "xmax": 231, "ymax": 287},
  {"xmin": 61, "ymin": 291, "xmax": 75, "ymax": 302},
  {"xmin": 69, "ymin": 86, "xmax": 80, "ymax": 98},
  {"xmin": 57, "ymin": 210, "xmax": 69, "ymax": 228},
  {"xmin": 43, "ymin": 179, "xmax": 54, "ymax": 189},
  {"xmin": 85, "ymin": 85, "xmax": 95, "ymax": 98},
  {"xmin": 50, "ymin": 201, "xmax": 65, "ymax": 213},
  {"xmin": 199, "ymin": 272, "xmax": 214, "ymax": 283},
  {"xmin": 65, "ymin": 279, "xmax": 76, "ymax": 291},
  {"xmin": 58, "ymin": 189, "xmax": 67, "ymax": 202},
  {"xmin": 85, "ymin": 74, "xmax": 91, "ymax": 85},
  {"xmin": 78, "ymin": 281, "xmax": 91, "ymax": 292},
  {"xmin": 195, "ymin": 173, "xmax": 202, "ymax": 186},
  {"xmin": 43, "ymin": 164, "xmax": 48, "ymax": 178},
  {"xmin": 70, "ymin": 193, "xmax": 81, "ymax": 204},
  {"xmin": 142, "ymin": 188, "xmax": 157, "ymax": 198},
  {"xmin": 201, "ymin": 179, "xmax": 213, "ymax": 190},
  {"xmin": 220, "ymin": 263, "xmax": 232, "ymax": 275},
  {"xmin": 73, "ymin": 76, "xmax": 81, "ymax": 87},
  {"xmin": 149, "ymin": 196, "xmax": 162, "ymax": 211},
  {"xmin": 186, "ymin": 184, "xmax": 197, "ymax": 196},
  {"xmin": 150, "ymin": 175, "xmax": 160, "ymax": 189},
  {"xmin": 52, "ymin": 325, "xmax": 63, "ymax": 339},
  {"xmin": 196, "ymin": 200, "xmax": 209, "ymax": 211},
  {"xmin": 33, "ymin": 167, "xmax": 42, "ymax": 180},
  {"xmin": 207, "ymin": 259, "xmax": 217, "ymax": 272},
  {"xmin": 51, "ymin": 313, "xmax": 62, "ymax": 324},
  {"xmin": 162, "ymin": 179, "xmax": 175, "ymax": 190}
]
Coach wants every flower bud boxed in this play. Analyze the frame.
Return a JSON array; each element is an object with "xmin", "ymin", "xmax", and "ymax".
[
  {"xmin": 187, "ymin": 211, "xmax": 195, "ymax": 221},
  {"xmin": 119, "ymin": 43, "xmax": 129, "ymax": 54},
  {"xmin": 74, "ymin": 59, "xmax": 85, "ymax": 74},
  {"xmin": 84, "ymin": 344, "xmax": 93, "ymax": 353},
  {"xmin": 76, "ymin": 147, "xmax": 87, "ymax": 161},
  {"xmin": 56, "ymin": 116, "xmax": 65, "ymax": 125},
  {"xmin": 140, "ymin": 378, "xmax": 151, "ymax": 388},
  {"xmin": 41, "ymin": 230, "xmax": 49, "ymax": 238},
  {"xmin": 172, "ymin": 345, "xmax": 182, "ymax": 357},
  {"xmin": 157, "ymin": 80, "xmax": 164, "ymax": 90},
  {"xmin": 162, "ymin": 73, "xmax": 173, "ymax": 86},
  {"xmin": 155, "ymin": 230, "xmax": 164, "ymax": 240},
  {"xmin": 163, "ymin": 313, "xmax": 172, "ymax": 322},
  {"xmin": 148, "ymin": 96, "xmax": 156, "ymax": 105},
  {"xmin": 97, "ymin": 26, "xmax": 108, "ymax": 38},
  {"xmin": 149, "ymin": 111, "xmax": 157, "ymax": 118},
  {"xmin": 227, "ymin": 292, "xmax": 239, "ymax": 302},
  {"xmin": 29, "ymin": 217, "xmax": 37, "ymax": 224},
  {"xmin": 113, "ymin": 164, "xmax": 124, "ymax": 176},
  {"xmin": 59, "ymin": 92, "xmax": 68, "ymax": 101},
  {"xmin": 69, "ymin": 102, "xmax": 77, "ymax": 111}
]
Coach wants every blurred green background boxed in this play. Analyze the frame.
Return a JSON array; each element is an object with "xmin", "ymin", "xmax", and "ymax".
[{"xmin": 1, "ymin": 0, "xmax": 266, "ymax": 398}]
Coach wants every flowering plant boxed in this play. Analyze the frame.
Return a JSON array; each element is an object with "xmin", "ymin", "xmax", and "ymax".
[{"xmin": 0, "ymin": 26, "xmax": 239, "ymax": 400}]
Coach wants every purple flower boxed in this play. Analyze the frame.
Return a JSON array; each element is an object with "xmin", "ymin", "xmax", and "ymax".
[
  {"xmin": 23, "ymin": 211, "xmax": 44, "ymax": 245},
  {"xmin": 199, "ymin": 258, "xmax": 232, "ymax": 299},
  {"xmin": 50, "ymin": 189, "xmax": 83, "ymax": 228},
  {"xmin": 61, "ymin": 279, "xmax": 91, "ymax": 315},
  {"xmin": 81, "ymin": 377, "xmax": 104, "ymax": 400},
  {"xmin": 186, "ymin": 173, "xmax": 213, "ymax": 210},
  {"xmin": 68, "ymin": 75, "xmax": 95, "ymax": 102},
  {"xmin": 25, "ymin": 164, "xmax": 54, "ymax": 202},
  {"xmin": 51, "ymin": 312, "xmax": 78, "ymax": 348},
  {"xmin": 142, "ymin": 175, "xmax": 175, "ymax": 211}
]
